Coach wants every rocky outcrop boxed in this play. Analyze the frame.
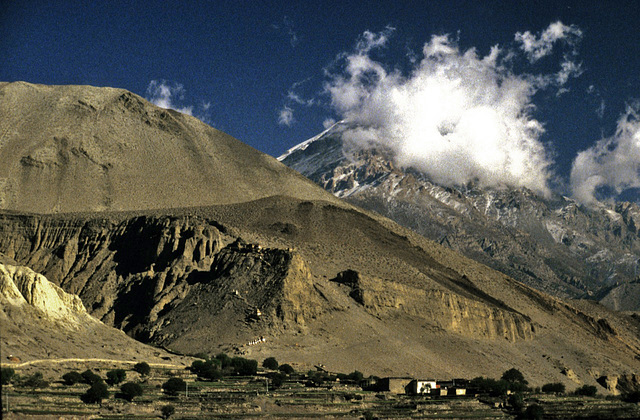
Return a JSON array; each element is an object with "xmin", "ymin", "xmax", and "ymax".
[
  {"xmin": 0, "ymin": 212, "xmax": 326, "ymax": 350},
  {"xmin": 0, "ymin": 263, "xmax": 86, "ymax": 320},
  {"xmin": 332, "ymin": 269, "xmax": 534, "ymax": 342}
]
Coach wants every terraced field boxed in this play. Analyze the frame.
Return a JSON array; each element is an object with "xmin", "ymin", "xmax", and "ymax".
[{"xmin": 4, "ymin": 363, "xmax": 640, "ymax": 419}]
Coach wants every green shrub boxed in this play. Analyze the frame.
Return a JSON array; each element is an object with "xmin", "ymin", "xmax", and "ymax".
[
  {"xmin": 62, "ymin": 371, "xmax": 83, "ymax": 385},
  {"xmin": 81, "ymin": 369, "xmax": 103, "ymax": 385},
  {"xmin": 1, "ymin": 367, "xmax": 15, "ymax": 385},
  {"xmin": 162, "ymin": 377, "xmax": 186, "ymax": 396},
  {"xmin": 215, "ymin": 353, "xmax": 232, "ymax": 368},
  {"xmin": 268, "ymin": 372, "xmax": 287, "ymax": 388},
  {"xmin": 119, "ymin": 382, "xmax": 143, "ymax": 401},
  {"xmin": 133, "ymin": 361, "xmax": 151, "ymax": 376},
  {"xmin": 17, "ymin": 372, "xmax": 48, "ymax": 388},
  {"xmin": 190, "ymin": 359, "xmax": 221, "ymax": 380},
  {"xmin": 279, "ymin": 364, "xmax": 295, "ymax": 375},
  {"xmin": 623, "ymin": 391, "xmax": 640, "ymax": 403},
  {"xmin": 522, "ymin": 403, "xmax": 544, "ymax": 420},
  {"xmin": 541, "ymin": 382, "xmax": 565, "ymax": 394},
  {"xmin": 81, "ymin": 381, "xmax": 109, "ymax": 404},
  {"xmin": 347, "ymin": 370, "xmax": 364, "ymax": 383},
  {"xmin": 106, "ymin": 369, "xmax": 127, "ymax": 385},
  {"xmin": 501, "ymin": 368, "xmax": 527, "ymax": 385},
  {"xmin": 262, "ymin": 357, "xmax": 279, "ymax": 370},
  {"xmin": 230, "ymin": 357, "xmax": 258, "ymax": 376},
  {"xmin": 575, "ymin": 385, "xmax": 597, "ymax": 396},
  {"xmin": 470, "ymin": 376, "xmax": 509, "ymax": 396},
  {"xmin": 508, "ymin": 393, "xmax": 525, "ymax": 413},
  {"xmin": 161, "ymin": 404, "xmax": 176, "ymax": 419}
]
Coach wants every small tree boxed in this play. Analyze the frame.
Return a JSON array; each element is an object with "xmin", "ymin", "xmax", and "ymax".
[
  {"xmin": 81, "ymin": 381, "xmax": 109, "ymax": 404},
  {"xmin": 347, "ymin": 370, "xmax": 364, "ymax": 383},
  {"xmin": 81, "ymin": 369, "xmax": 103, "ymax": 385},
  {"xmin": 507, "ymin": 393, "xmax": 525, "ymax": 414},
  {"xmin": 268, "ymin": 372, "xmax": 287, "ymax": 388},
  {"xmin": 575, "ymin": 385, "xmax": 597, "ymax": 396},
  {"xmin": 501, "ymin": 368, "xmax": 527, "ymax": 385},
  {"xmin": 262, "ymin": 357, "xmax": 279, "ymax": 370},
  {"xmin": 162, "ymin": 377, "xmax": 186, "ymax": 396},
  {"xmin": 279, "ymin": 364, "xmax": 295, "ymax": 375},
  {"xmin": 106, "ymin": 369, "xmax": 127, "ymax": 385},
  {"xmin": 1, "ymin": 367, "xmax": 15, "ymax": 385},
  {"xmin": 541, "ymin": 382, "xmax": 565, "ymax": 394},
  {"xmin": 161, "ymin": 404, "xmax": 176, "ymax": 419},
  {"xmin": 133, "ymin": 361, "xmax": 151, "ymax": 376},
  {"xmin": 215, "ymin": 353, "xmax": 232, "ymax": 368},
  {"xmin": 119, "ymin": 382, "xmax": 143, "ymax": 401},
  {"xmin": 190, "ymin": 359, "xmax": 221, "ymax": 381},
  {"xmin": 522, "ymin": 403, "xmax": 544, "ymax": 420},
  {"xmin": 62, "ymin": 371, "xmax": 84, "ymax": 385},
  {"xmin": 230, "ymin": 357, "xmax": 258, "ymax": 376}
]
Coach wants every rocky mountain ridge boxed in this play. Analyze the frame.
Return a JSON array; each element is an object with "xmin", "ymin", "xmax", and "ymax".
[{"xmin": 280, "ymin": 124, "xmax": 640, "ymax": 310}]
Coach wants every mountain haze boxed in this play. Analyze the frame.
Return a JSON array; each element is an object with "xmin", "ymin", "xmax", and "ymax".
[{"xmin": 2, "ymin": 83, "xmax": 640, "ymax": 392}]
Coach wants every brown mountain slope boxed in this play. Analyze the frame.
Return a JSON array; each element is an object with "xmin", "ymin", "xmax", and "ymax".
[
  {"xmin": 2, "ymin": 198, "xmax": 640, "ymax": 390},
  {"xmin": 0, "ymin": 81, "xmax": 339, "ymax": 213},
  {"xmin": 1, "ymin": 83, "xmax": 639, "ymax": 392}
]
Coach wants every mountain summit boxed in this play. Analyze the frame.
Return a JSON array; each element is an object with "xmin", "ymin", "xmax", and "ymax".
[
  {"xmin": 280, "ymin": 123, "xmax": 640, "ymax": 310},
  {"xmin": 0, "ymin": 81, "xmax": 337, "ymax": 213}
]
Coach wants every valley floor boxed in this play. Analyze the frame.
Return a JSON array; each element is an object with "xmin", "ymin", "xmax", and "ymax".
[{"xmin": 3, "ymin": 362, "xmax": 640, "ymax": 419}]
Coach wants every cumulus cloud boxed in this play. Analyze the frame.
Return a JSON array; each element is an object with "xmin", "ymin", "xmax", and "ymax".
[
  {"xmin": 146, "ymin": 80, "xmax": 213, "ymax": 124},
  {"xmin": 570, "ymin": 105, "xmax": 640, "ymax": 205},
  {"xmin": 278, "ymin": 106, "xmax": 294, "ymax": 126},
  {"xmin": 515, "ymin": 21, "xmax": 582, "ymax": 63},
  {"xmin": 321, "ymin": 23, "xmax": 586, "ymax": 195},
  {"xmin": 146, "ymin": 80, "xmax": 194, "ymax": 115}
]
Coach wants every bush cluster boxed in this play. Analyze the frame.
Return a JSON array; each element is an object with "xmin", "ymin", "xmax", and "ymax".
[
  {"xmin": 133, "ymin": 361, "xmax": 151, "ymax": 376},
  {"xmin": 541, "ymin": 382, "xmax": 565, "ymax": 394},
  {"xmin": 190, "ymin": 359, "xmax": 222, "ymax": 381},
  {"xmin": 162, "ymin": 377, "xmax": 187, "ymax": 396},
  {"xmin": 106, "ymin": 369, "xmax": 127, "ymax": 385},
  {"xmin": 574, "ymin": 385, "xmax": 597, "ymax": 396},
  {"xmin": 1, "ymin": 367, "xmax": 15, "ymax": 385},
  {"xmin": 470, "ymin": 368, "xmax": 529, "ymax": 396},
  {"xmin": 119, "ymin": 381, "xmax": 143, "ymax": 401}
]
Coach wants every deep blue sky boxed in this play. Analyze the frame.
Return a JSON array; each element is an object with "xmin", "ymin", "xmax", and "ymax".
[{"xmin": 2, "ymin": 1, "xmax": 639, "ymax": 202}]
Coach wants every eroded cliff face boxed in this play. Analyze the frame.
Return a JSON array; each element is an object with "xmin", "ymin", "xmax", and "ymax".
[
  {"xmin": 333, "ymin": 269, "xmax": 534, "ymax": 342},
  {"xmin": 0, "ymin": 212, "xmax": 326, "ymax": 350}
]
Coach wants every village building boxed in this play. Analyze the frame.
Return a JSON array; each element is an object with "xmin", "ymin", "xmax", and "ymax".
[
  {"xmin": 408, "ymin": 379, "xmax": 438, "ymax": 394},
  {"xmin": 378, "ymin": 377, "xmax": 413, "ymax": 394}
]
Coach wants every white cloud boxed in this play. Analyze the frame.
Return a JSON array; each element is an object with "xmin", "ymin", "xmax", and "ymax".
[
  {"xmin": 321, "ymin": 26, "xmax": 584, "ymax": 195},
  {"xmin": 515, "ymin": 21, "xmax": 582, "ymax": 63},
  {"xmin": 278, "ymin": 106, "xmax": 294, "ymax": 126},
  {"xmin": 570, "ymin": 105, "xmax": 640, "ymax": 205},
  {"xmin": 146, "ymin": 80, "xmax": 214, "ymax": 124},
  {"xmin": 146, "ymin": 80, "xmax": 194, "ymax": 115}
]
